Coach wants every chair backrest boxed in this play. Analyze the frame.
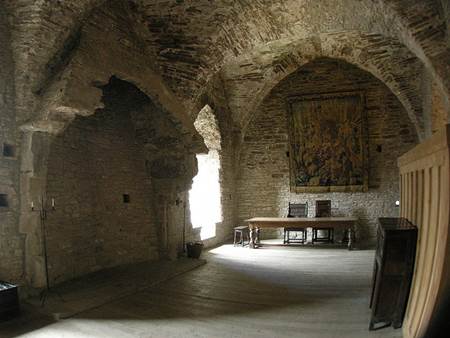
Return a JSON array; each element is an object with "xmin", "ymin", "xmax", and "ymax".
[
  {"xmin": 316, "ymin": 200, "xmax": 331, "ymax": 217},
  {"xmin": 288, "ymin": 202, "xmax": 308, "ymax": 218}
]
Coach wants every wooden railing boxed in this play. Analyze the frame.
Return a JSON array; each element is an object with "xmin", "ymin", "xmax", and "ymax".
[{"xmin": 398, "ymin": 124, "xmax": 450, "ymax": 338}]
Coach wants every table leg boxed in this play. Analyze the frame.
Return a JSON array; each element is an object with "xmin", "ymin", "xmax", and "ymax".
[
  {"xmin": 256, "ymin": 227, "xmax": 260, "ymax": 245},
  {"xmin": 249, "ymin": 228, "xmax": 256, "ymax": 248},
  {"xmin": 348, "ymin": 227, "xmax": 354, "ymax": 250}
]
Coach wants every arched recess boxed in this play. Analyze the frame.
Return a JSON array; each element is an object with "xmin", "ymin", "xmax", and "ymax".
[
  {"xmin": 17, "ymin": 0, "xmax": 204, "ymax": 288},
  {"xmin": 0, "ymin": 3, "xmax": 24, "ymax": 284},
  {"xmin": 189, "ymin": 105, "xmax": 223, "ymax": 243},
  {"xmin": 36, "ymin": 74, "xmax": 201, "ymax": 286},
  {"xmin": 21, "ymin": 0, "xmax": 199, "ymax": 142},
  {"xmin": 220, "ymin": 33, "xmax": 426, "ymax": 140},
  {"xmin": 236, "ymin": 57, "xmax": 419, "ymax": 244},
  {"xmin": 42, "ymin": 76, "xmax": 182, "ymax": 285}
]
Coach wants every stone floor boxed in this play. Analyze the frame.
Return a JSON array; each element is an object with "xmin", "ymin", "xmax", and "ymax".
[{"xmin": 0, "ymin": 243, "xmax": 403, "ymax": 338}]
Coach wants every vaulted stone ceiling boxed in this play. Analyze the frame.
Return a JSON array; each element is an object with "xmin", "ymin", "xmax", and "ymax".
[
  {"xmin": 220, "ymin": 32, "xmax": 425, "ymax": 136},
  {"xmin": 2, "ymin": 0, "xmax": 449, "ymax": 137}
]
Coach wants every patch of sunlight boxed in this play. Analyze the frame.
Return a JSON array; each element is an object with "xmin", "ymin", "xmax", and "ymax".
[{"xmin": 189, "ymin": 151, "xmax": 222, "ymax": 240}]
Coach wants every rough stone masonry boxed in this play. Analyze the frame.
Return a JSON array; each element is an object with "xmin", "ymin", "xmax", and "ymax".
[{"xmin": 0, "ymin": 0, "xmax": 448, "ymax": 290}]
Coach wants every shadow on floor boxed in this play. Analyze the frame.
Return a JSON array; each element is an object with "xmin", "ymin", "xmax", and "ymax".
[
  {"xmin": 73, "ymin": 244, "xmax": 370, "ymax": 320},
  {"xmin": 0, "ymin": 245, "xmax": 391, "ymax": 338}
]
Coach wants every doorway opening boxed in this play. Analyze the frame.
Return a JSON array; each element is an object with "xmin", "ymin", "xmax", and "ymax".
[{"xmin": 189, "ymin": 105, "xmax": 222, "ymax": 240}]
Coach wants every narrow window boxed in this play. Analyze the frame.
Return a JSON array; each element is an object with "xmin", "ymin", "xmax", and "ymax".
[
  {"xmin": 0, "ymin": 194, "xmax": 9, "ymax": 207},
  {"xmin": 3, "ymin": 143, "xmax": 15, "ymax": 158}
]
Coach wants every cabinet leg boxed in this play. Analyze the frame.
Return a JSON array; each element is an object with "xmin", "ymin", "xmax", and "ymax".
[
  {"xmin": 369, "ymin": 261, "xmax": 378, "ymax": 309},
  {"xmin": 393, "ymin": 321, "xmax": 402, "ymax": 329}
]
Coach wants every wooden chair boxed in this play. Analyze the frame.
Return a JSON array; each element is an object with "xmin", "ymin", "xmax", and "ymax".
[
  {"xmin": 283, "ymin": 202, "xmax": 308, "ymax": 244},
  {"xmin": 233, "ymin": 225, "xmax": 249, "ymax": 246},
  {"xmin": 312, "ymin": 200, "xmax": 334, "ymax": 244}
]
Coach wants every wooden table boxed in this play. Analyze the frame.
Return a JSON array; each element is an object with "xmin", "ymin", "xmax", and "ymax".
[{"xmin": 245, "ymin": 217, "xmax": 358, "ymax": 250}]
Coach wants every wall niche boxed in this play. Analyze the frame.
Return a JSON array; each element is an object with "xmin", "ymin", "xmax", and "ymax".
[
  {"xmin": 0, "ymin": 193, "xmax": 8, "ymax": 207},
  {"xmin": 2, "ymin": 143, "xmax": 16, "ymax": 158},
  {"xmin": 45, "ymin": 77, "xmax": 158, "ymax": 285}
]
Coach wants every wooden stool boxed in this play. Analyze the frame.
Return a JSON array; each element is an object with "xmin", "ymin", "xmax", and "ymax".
[
  {"xmin": 284, "ymin": 227, "xmax": 307, "ymax": 244},
  {"xmin": 233, "ymin": 226, "xmax": 249, "ymax": 246}
]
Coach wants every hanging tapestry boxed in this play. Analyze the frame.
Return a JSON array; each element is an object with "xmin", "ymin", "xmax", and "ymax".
[{"xmin": 288, "ymin": 92, "xmax": 368, "ymax": 193}]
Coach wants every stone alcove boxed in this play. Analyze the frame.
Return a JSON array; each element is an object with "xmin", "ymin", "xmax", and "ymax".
[
  {"xmin": 236, "ymin": 58, "xmax": 420, "ymax": 245},
  {"xmin": 39, "ymin": 76, "xmax": 198, "ymax": 285},
  {"xmin": 44, "ymin": 77, "xmax": 158, "ymax": 285}
]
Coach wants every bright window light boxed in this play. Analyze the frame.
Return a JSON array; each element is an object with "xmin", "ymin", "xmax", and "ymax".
[{"xmin": 189, "ymin": 150, "xmax": 222, "ymax": 240}]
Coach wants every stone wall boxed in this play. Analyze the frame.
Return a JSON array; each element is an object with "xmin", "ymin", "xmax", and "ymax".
[
  {"xmin": 0, "ymin": 8, "xmax": 24, "ymax": 284},
  {"xmin": 1, "ymin": 0, "xmax": 448, "ymax": 289},
  {"xmin": 236, "ymin": 59, "xmax": 418, "ymax": 245},
  {"xmin": 431, "ymin": 80, "xmax": 449, "ymax": 133},
  {"xmin": 45, "ymin": 92, "xmax": 158, "ymax": 285},
  {"xmin": 216, "ymin": 110, "xmax": 238, "ymax": 245},
  {"xmin": 10, "ymin": 1, "xmax": 202, "ymax": 288}
]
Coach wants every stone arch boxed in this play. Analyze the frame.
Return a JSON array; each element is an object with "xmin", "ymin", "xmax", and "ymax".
[
  {"xmin": 235, "ymin": 56, "xmax": 419, "ymax": 245},
  {"xmin": 21, "ymin": 0, "xmax": 199, "ymax": 143},
  {"xmin": 221, "ymin": 33, "xmax": 426, "ymax": 140},
  {"xmin": 9, "ymin": 0, "xmax": 448, "ymax": 129},
  {"xmin": 22, "ymin": 74, "xmax": 202, "ymax": 287},
  {"xmin": 194, "ymin": 105, "xmax": 222, "ymax": 152},
  {"xmin": 237, "ymin": 56, "xmax": 420, "ymax": 162},
  {"xmin": 42, "ymin": 76, "xmax": 164, "ymax": 285},
  {"xmin": 14, "ymin": 0, "xmax": 203, "ymax": 286}
]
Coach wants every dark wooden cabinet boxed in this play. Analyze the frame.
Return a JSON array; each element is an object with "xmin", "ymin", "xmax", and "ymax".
[
  {"xmin": 0, "ymin": 281, "xmax": 19, "ymax": 320},
  {"xmin": 369, "ymin": 217, "xmax": 417, "ymax": 330}
]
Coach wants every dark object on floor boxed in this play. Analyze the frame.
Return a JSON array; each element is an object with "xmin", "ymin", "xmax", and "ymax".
[
  {"xmin": 284, "ymin": 202, "xmax": 308, "ymax": 244},
  {"xmin": 233, "ymin": 225, "xmax": 249, "ymax": 246},
  {"xmin": 186, "ymin": 242, "xmax": 203, "ymax": 259},
  {"xmin": 369, "ymin": 217, "xmax": 417, "ymax": 331},
  {"xmin": 313, "ymin": 200, "xmax": 334, "ymax": 243},
  {"xmin": 0, "ymin": 281, "xmax": 20, "ymax": 321}
]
